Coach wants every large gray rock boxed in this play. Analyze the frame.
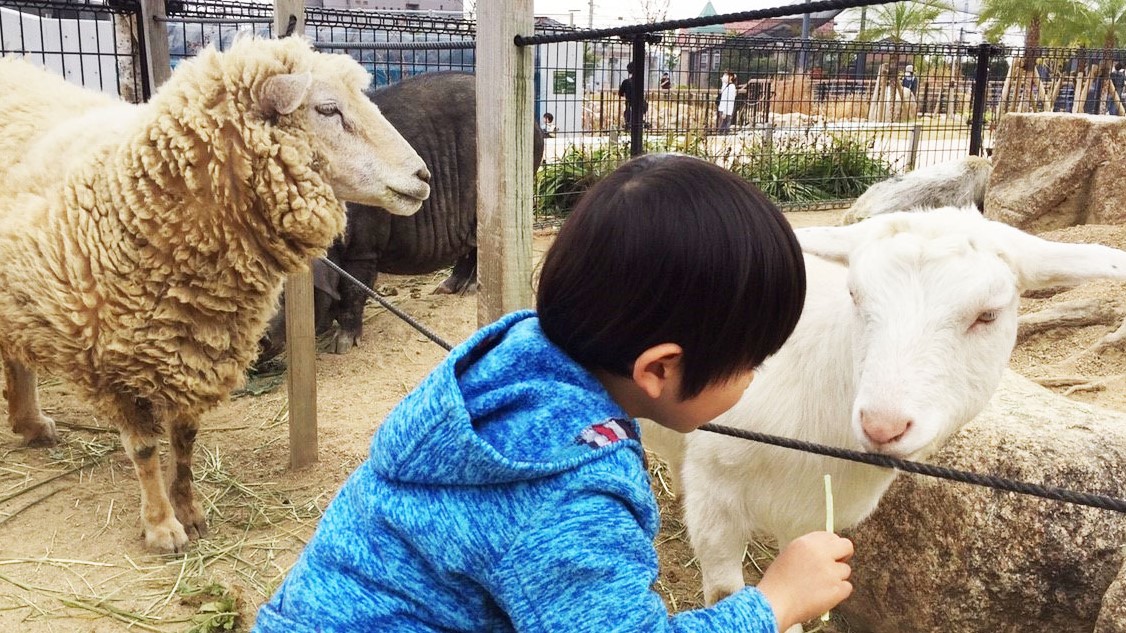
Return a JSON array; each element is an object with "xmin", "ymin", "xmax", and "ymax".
[
  {"xmin": 985, "ymin": 113, "xmax": 1126, "ymax": 231},
  {"xmin": 839, "ymin": 370, "xmax": 1126, "ymax": 632}
]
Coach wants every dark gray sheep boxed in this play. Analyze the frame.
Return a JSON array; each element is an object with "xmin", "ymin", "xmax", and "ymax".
[{"xmin": 258, "ymin": 71, "xmax": 544, "ymax": 361}]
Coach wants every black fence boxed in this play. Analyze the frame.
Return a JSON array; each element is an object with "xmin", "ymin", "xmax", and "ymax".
[
  {"xmin": 4, "ymin": 1, "xmax": 1126, "ymax": 216},
  {"xmin": 0, "ymin": 0, "xmax": 144, "ymax": 100}
]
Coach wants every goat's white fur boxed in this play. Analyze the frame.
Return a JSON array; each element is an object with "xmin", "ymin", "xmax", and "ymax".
[{"xmin": 642, "ymin": 207, "xmax": 1126, "ymax": 607}]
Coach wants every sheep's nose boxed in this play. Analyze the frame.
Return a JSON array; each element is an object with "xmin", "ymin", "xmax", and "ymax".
[
  {"xmin": 859, "ymin": 408, "xmax": 912, "ymax": 446},
  {"xmin": 416, "ymin": 167, "xmax": 431, "ymax": 183}
]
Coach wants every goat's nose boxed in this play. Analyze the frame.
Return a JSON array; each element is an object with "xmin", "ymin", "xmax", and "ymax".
[
  {"xmin": 416, "ymin": 166, "xmax": 431, "ymax": 183},
  {"xmin": 859, "ymin": 408, "xmax": 912, "ymax": 446}
]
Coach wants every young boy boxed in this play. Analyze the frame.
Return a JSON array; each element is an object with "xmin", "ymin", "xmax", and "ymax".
[{"xmin": 253, "ymin": 154, "xmax": 853, "ymax": 632}]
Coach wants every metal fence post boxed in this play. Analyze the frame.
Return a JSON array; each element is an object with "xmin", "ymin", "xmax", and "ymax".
[
  {"xmin": 969, "ymin": 42, "xmax": 993, "ymax": 157},
  {"xmin": 628, "ymin": 34, "xmax": 647, "ymax": 157}
]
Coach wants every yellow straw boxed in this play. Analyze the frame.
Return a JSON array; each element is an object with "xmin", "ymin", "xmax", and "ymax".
[{"xmin": 821, "ymin": 473, "xmax": 834, "ymax": 623}]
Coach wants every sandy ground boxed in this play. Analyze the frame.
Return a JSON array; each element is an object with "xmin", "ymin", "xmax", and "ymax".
[{"xmin": 0, "ymin": 209, "xmax": 1123, "ymax": 632}]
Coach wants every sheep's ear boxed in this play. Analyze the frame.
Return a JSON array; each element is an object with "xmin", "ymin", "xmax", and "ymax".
[
  {"xmin": 259, "ymin": 72, "xmax": 312, "ymax": 116},
  {"xmin": 985, "ymin": 221, "xmax": 1126, "ymax": 291},
  {"xmin": 794, "ymin": 222, "xmax": 873, "ymax": 264}
]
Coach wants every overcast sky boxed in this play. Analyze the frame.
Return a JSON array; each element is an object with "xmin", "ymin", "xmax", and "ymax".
[
  {"xmin": 531, "ymin": 0, "xmax": 993, "ymax": 43},
  {"xmin": 532, "ymin": 0, "xmax": 784, "ymax": 28}
]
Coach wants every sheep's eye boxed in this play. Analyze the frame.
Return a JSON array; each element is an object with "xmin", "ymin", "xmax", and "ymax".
[
  {"xmin": 976, "ymin": 310, "xmax": 999, "ymax": 324},
  {"xmin": 315, "ymin": 103, "xmax": 340, "ymax": 117},
  {"xmin": 848, "ymin": 288, "xmax": 860, "ymax": 306}
]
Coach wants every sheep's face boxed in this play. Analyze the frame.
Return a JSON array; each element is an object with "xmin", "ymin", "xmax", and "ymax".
[
  {"xmin": 258, "ymin": 70, "xmax": 431, "ymax": 216},
  {"xmin": 799, "ymin": 206, "xmax": 1126, "ymax": 459}
]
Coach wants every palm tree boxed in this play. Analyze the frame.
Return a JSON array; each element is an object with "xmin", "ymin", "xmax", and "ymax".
[
  {"xmin": 979, "ymin": 0, "xmax": 1085, "ymax": 112},
  {"xmin": 979, "ymin": 0, "xmax": 1083, "ymax": 71},
  {"xmin": 855, "ymin": 1, "xmax": 951, "ymax": 43},
  {"xmin": 850, "ymin": 2, "xmax": 951, "ymax": 121},
  {"xmin": 1058, "ymin": 0, "xmax": 1126, "ymax": 113}
]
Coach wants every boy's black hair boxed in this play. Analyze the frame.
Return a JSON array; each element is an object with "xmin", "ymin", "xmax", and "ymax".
[
  {"xmin": 543, "ymin": 112, "xmax": 554, "ymax": 122},
  {"xmin": 537, "ymin": 154, "xmax": 806, "ymax": 400}
]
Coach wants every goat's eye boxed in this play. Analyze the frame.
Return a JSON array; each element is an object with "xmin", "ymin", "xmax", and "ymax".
[
  {"xmin": 976, "ymin": 310, "xmax": 999, "ymax": 324},
  {"xmin": 315, "ymin": 103, "xmax": 340, "ymax": 117},
  {"xmin": 848, "ymin": 288, "xmax": 859, "ymax": 306}
]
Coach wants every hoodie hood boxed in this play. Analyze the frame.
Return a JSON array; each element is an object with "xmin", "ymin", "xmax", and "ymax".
[{"xmin": 370, "ymin": 311, "xmax": 637, "ymax": 486}]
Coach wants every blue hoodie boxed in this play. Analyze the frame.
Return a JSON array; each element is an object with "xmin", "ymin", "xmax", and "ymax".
[{"xmin": 253, "ymin": 311, "xmax": 777, "ymax": 632}]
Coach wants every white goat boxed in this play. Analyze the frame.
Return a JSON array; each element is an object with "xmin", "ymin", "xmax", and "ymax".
[
  {"xmin": 841, "ymin": 156, "xmax": 992, "ymax": 225},
  {"xmin": 642, "ymin": 207, "xmax": 1126, "ymax": 611}
]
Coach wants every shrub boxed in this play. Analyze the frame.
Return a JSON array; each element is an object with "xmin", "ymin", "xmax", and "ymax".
[{"xmin": 534, "ymin": 131, "xmax": 893, "ymax": 218}]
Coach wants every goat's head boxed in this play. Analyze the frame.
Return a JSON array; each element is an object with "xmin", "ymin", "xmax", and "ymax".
[{"xmin": 798, "ymin": 207, "xmax": 1126, "ymax": 458}]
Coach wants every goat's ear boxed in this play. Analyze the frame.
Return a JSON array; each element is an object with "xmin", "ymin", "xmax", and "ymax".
[
  {"xmin": 794, "ymin": 223, "xmax": 872, "ymax": 264},
  {"xmin": 258, "ymin": 72, "xmax": 312, "ymax": 116},
  {"xmin": 986, "ymin": 221, "xmax": 1126, "ymax": 291}
]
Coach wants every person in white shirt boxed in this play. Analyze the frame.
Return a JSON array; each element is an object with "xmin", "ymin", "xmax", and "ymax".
[{"xmin": 717, "ymin": 71, "xmax": 737, "ymax": 134}]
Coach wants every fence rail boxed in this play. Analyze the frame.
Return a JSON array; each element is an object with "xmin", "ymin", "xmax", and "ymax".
[{"xmin": 4, "ymin": 1, "xmax": 1126, "ymax": 216}]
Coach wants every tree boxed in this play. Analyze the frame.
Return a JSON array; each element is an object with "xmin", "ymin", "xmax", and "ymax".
[
  {"xmin": 978, "ymin": 0, "xmax": 1083, "ymax": 70},
  {"xmin": 635, "ymin": 0, "xmax": 671, "ymax": 23},
  {"xmin": 1058, "ymin": 0, "xmax": 1126, "ymax": 113},
  {"xmin": 854, "ymin": 1, "xmax": 952, "ymax": 43}
]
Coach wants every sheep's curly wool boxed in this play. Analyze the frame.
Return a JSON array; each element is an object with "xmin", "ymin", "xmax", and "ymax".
[{"xmin": 0, "ymin": 38, "xmax": 357, "ymax": 427}]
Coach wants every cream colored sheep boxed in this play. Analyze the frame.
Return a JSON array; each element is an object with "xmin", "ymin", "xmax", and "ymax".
[{"xmin": 0, "ymin": 37, "xmax": 431, "ymax": 553}]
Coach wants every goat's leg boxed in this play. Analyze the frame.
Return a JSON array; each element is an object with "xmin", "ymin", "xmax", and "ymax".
[
  {"xmin": 118, "ymin": 405, "xmax": 188, "ymax": 553},
  {"xmin": 3, "ymin": 359, "xmax": 58, "ymax": 446},
  {"xmin": 682, "ymin": 468, "xmax": 750, "ymax": 605},
  {"xmin": 167, "ymin": 415, "xmax": 207, "ymax": 540}
]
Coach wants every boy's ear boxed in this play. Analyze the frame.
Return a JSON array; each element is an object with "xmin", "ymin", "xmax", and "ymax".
[{"xmin": 631, "ymin": 343, "xmax": 684, "ymax": 400}]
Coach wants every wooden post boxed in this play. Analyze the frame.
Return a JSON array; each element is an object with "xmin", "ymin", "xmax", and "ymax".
[
  {"xmin": 137, "ymin": 0, "xmax": 171, "ymax": 94},
  {"xmin": 476, "ymin": 0, "xmax": 535, "ymax": 325},
  {"xmin": 275, "ymin": 0, "xmax": 317, "ymax": 470}
]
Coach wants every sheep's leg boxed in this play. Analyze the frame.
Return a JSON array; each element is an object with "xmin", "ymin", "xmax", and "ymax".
[
  {"xmin": 118, "ymin": 403, "xmax": 188, "ymax": 553},
  {"xmin": 2, "ymin": 359, "xmax": 59, "ymax": 447},
  {"xmin": 167, "ymin": 415, "xmax": 207, "ymax": 540},
  {"xmin": 331, "ymin": 255, "xmax": 379, "ymax": 354}
]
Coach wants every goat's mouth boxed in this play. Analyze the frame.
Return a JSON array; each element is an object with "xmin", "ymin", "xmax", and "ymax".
[{"xmin": 866, "ymin": 437, "xmax": 930, "ymax": 460}]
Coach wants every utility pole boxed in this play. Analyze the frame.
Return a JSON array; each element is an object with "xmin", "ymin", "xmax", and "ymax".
[{"xmin": 589, "ymin": 0, "xmax": 594, "ymax": 28}]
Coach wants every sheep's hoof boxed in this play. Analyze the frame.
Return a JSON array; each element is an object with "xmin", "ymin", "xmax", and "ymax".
[
  {"xmin": 14, "ymin": 415, "xmax": 59, "ymax": 447},
  {"xmin": 143, "ymin": 517, "xmax": 190, "ymax": 553},
  {"xmin": 331, "ymin": 330, "xmax": 360, "ymax": 354}
]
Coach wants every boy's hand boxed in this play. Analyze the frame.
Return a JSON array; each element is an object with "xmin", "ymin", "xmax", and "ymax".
[{"xmin": 756, "ymin": 531, "xmax": 853, "ymax": 631}]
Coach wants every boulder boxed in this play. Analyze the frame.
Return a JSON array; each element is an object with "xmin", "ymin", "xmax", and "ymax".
[
  {"xmin": 838, "ymin": 370, "xmax": 1126, "ymax": 632},
  {"xmin": 985, "ymin": 113, "xmax": 1126, "ymax": 231}
]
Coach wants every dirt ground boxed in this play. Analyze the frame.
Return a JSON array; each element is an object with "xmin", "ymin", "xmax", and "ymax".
[{"xmin": 0, "ymin": 208, "xmax": 1123, "ymax": 632}]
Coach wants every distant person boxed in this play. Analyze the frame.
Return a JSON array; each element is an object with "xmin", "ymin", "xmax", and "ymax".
[
  {"xmin": 902, "ymin": 64, "xmax": 918, "ymax": 94},
  {"xmin": 660, "ymin": 72, "xmax": 672, "ymax": 90},
  {"xmin": 1109, "ymin": 62, "xmax": 1124, "ymax": 115},
  {"xmin": 716, "ymin": 70, "xmax": 737, "ymax": 134},
  {"xmin": 618, "ymin": 62, "xmax": 649, "ymax": 129},
  {"xmin": 541, "ymin": 112, "xmax": 557, "ymax": 138}
]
